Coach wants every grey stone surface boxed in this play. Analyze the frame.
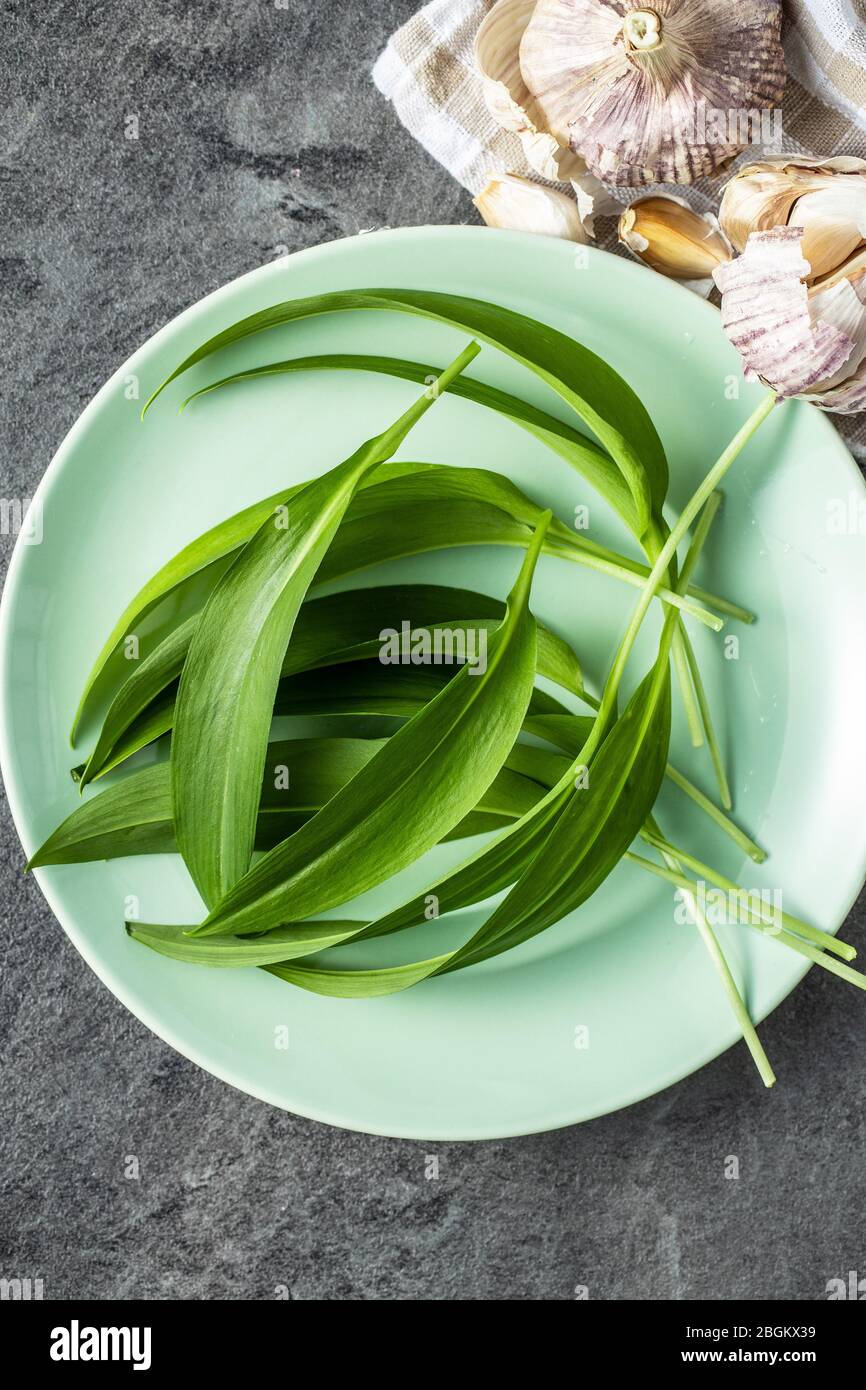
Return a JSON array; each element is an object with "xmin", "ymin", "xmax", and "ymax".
[{"xmin": 1, "ymin": 0, "xmax": 865, "ymax": 1302}]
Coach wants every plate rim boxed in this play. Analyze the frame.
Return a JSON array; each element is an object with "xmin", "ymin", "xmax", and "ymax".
[{"xmin": 3, "ymin": 224, "xmax": 866, "ymax": 1139}]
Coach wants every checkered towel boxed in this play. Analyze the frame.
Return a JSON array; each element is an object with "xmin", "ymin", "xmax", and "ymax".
[{"xmin": 373, "ymin": 0, "xmax": 866, "ymax": 458}]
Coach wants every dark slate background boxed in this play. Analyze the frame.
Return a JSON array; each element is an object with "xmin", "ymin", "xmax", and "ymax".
[{"xmin": 1, "ymin": 0, "xmax": 864, "ymax": 1301}]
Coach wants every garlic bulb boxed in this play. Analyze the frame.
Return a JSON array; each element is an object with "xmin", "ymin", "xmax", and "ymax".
[
  {"xmin": 713, "ymin": 228, "xmax": 866, "ymax": 413},
  {"xmin": 619, "ymin": 196, "xmax": 732, "ymax": 281},
  {"xmin": 519, "ymin": 0, "xmax": 786, "ymax": 187},
  {"xmin": 474, "ymin": 172, "xmax": 590, "ymax": 242},
  {"xmin": 474, "ymin": 0, "xmax": 616, "ymax": 231},
  {"xmin": 719, "ymin": 156, "xmax": 866, "ymax": 281}
]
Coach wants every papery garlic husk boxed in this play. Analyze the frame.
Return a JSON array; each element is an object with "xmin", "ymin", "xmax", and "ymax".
[
  {"xmin": 619, "ymin": 195, "xmax": 733, "ymax": 281},
  {"xmin": 713, "ymin": 227, "xmax": 866, "ymax": 413},
  {"xmin": 475, "ymin": 0, "xmax": 585, "ymax": 174},
  {"xmin": 719, "ymin": 156, "xmax": 866, "ymax": 281},
  {"xmin": 474, "ymin": 0, "xmax": 612, "ymax": 230},
  {"xmin": 519, "ymin": 0, "xmax": 786, "ymax": 187},
  {"xmin": 474, "ymin": 172, "xmax": 590, "ymax": 243}
]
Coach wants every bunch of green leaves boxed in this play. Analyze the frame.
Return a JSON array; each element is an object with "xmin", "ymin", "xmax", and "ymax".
[{"xmin": 35, "ymin": 287, "xmax": 862, "ymax": 1091}]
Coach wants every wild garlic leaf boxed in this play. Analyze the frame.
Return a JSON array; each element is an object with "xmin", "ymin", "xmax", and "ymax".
[
  {"xmin": 143, "ymin": 287, "xmax": 668, "ymax": 539},
  {"xmin": 73, "ymin": 654, "xmax": 576, "ymax": 791},
  {"xmin": 31, "ymin": 737, "xmax": 552, "ymax": 868},
  {"xmin": 442, "ymin": 666, "xmax": 672, "ymax": 974},
  {"xmin": 71, "ymin": 459, "xmax": 572, "ymax": 746},
  {"xmin": 182, "ymin": 351, "xmax": 613, "ymax": 495},
  {"xmin": 126, "ymin": 919, "xmax": 366, "ymax": 967},
  {"xmin": 189, "ymin": 517, "xmax": 550, "ymax": 937},
  {"xmin": 265, "ymin": 668, "xmax": 669, "ymax": 1000},
  {"xmin": 173, "ymin": 343, "xmax": 480, "ymax": 907},
  {"xmin": 78, "ymin": 580, "xmax": 587, "ymax": 786},
  {"xmin": 73, "ymin": 318, "xmax": 626, "ymax": 747},
  {"xmin": 266, "ymin": 494, "xmax": 717, "ymax": 996},
  {"xmin": 274, "ymin": 660, "xmax": 573, "ymax": 722}
]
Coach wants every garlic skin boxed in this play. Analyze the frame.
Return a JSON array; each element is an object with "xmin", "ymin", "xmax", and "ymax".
[
  {"xmin": 519, "ymin": 0, "xmax": 786, "ymax": 187},
  {"xmin": 474, "ymin": 172, "xmax": 590, "ymax": 243},
  {"xmin": 474, "ymin": 0, "xmax": 617, "ymax": 231},
  {"xmin": 475, "ymin": 0, "xmax": 588, "ymax": 180},
  {"xmin": 713, "ymin": 227, "xmax": 866, "ymax": 413},
  {"xmin": 719, "ymin": 156, "xmax": 866, "ymax": 281},
  {"xmin": 619, "ymin": 196, "xmax": 732, "ymax": 280}
]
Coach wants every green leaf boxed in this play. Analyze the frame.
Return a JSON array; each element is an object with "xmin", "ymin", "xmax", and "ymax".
[
  {"xmin": 441, "ymin": 664, "xmax": 672, "ymax": 973},
  {"xmin": 173, "ymin": 343, "xmax": 480, "ymax": 907},
  {"xmin": 183, "ymin": 351, "xmax": 613, "ymax": 494},
  {"xmin": 274, "ymin": 660, "xmax": 573, "ymax": 723},
  {"xmin": 78, "ymin": 619, "xmax": 194, "ymax": 789},
  {"xmin": 266, "ymin": 488, "xmax": 724, "ymax": 997},
  {"xmin": 126, "ymin": 918, "xmax": 365, "ymax": 967},
  {"xmin": 349, "ymin": 722, "xmax": 591, "ymax": 946},
  {"xmin": 71, "ymin": 324, "xmax": 621, "ymax": 747},
  {"xmin": 69, "ymin": 487, "xmax": 295, "ymax": 746},
  {"xmin": 70, "ymin": 459, "xmax": 559, "ymax": 751},
  {"xmin": 266, "ymin": 667, "xmax": 671, "ymax": 999},
  {"xmin": 78, "ymin": 580, "xmax": 587, "ymax": 787},
  {"xmin": 32, "ymin": 736, "xmax": 552, "ymax": 868},
  {"xmin": 74, "ymin": 651, "xmax": 575, "ymax": 790},
  {"xmin": 144, "ymin": 288, "xmax": 668, "ymax": 538},
  {"xmin": 72, "ymin": 448, "xmax": 724, "ymax": 749},
  {"xmin": 190, "ymin": 515, "xmax": 550, "ymax": 936}
]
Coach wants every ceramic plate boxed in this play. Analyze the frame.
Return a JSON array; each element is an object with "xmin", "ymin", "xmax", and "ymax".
[{"xmin": 3, "ymin": 227, "xmax": 866, "ymax": 1138}]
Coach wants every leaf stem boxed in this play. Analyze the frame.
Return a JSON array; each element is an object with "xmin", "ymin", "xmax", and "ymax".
[
  {"xmin": 546, "ymin": 538, "xmax": 722, "ymax": 629},
  {"xmin": 671, "ymin": 626, "xmax": 704, "ymax": 746},
  {"xmin": 597, "ymin": 397, "xmax": 775, "ymax": 733},
  {"xmin": 631, "ymin": 851, "xmax": 866, "ymax": 990},
  {"xmin": 638, "ymin": 818, "xmax": 775, "ymax": 1088},
  {"xmin": 679, "ymin": 624, "xmax": 732, "ymax": 809},
  {"xmin": 637, "ymin": 833, "xmax": 856, "ymax": 963},
  {"xmin": 664, "ymin": 763, "xmax": 766, "ymax": 863},
  {"xmin": 550, "ymin": 531, "xmax": 753, "ymax": 623}
]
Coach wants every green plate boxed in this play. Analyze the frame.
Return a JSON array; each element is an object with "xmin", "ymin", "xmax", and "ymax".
[{"xmin": 3, "ymin": 227, "xmax": 866, "ymax": 1138}]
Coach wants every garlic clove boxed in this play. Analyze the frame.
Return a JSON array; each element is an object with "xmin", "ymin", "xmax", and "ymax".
[
  {"xmin": 473, "ymin": 172, "xmax": 589, "ymax": 243},
  {"xmin": 719, "ymin": 156, "xmax": 866, "ymax": 277},
  {"xmin": 519, "ymin": 0, "xmax": 786, "ymax": 188},
  {"xmin": 475, "ymin": 0, "xmax": 540, "ymax": 135},
  {"xmin": 804, "ymin": 251, "xmax": 866, "ymax": 410},
  {"xmin": 475, "ymin": 0, "xmax": 592, "ymax": 187},
  {"xmin": 572, "ymin": 174, "xmax": 622, "ymax": 239},
  {"xmin": 619, "ymin": 196, "xmax": 732, "ymax": 280},
  {"xmin": 791, "ymin": 183, "xmax": 866, "ymax": 282},
  {"xmin": 718, "ymin": 164, "xmax": 809, "ymax": 252},
  {"xmin": 519, "ymin": 129, "xmax": 588, "ymax": 183},
  {"xmin": 713, "ymin": 227, "xmax": 855, "ymax": 400}
]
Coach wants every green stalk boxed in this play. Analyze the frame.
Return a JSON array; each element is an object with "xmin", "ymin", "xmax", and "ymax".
[
  {"xmin": 664, "ymin": 763, "xmax": 766, "ymax": 863},
  {"xmin": 630, "ymin": 854, "xmax": 866, "ymax": 991},
  {"xmin": 767, "ymin": 928, "xmax": 866, "ymax": 992},
  {"xmin": 680, "ymin": 625, "xmax": 732, "ymax": 810},
  {"xmin": 550, "ymin": 532, "xmax": 753, "ymax": 624},
  {"xmin": 641, "ymin": 816, "xmax": 776, "ymax": 1089},
  {"xmin": 545, "ymin": 537, "xmax": 722, "ymax": 629},
  {"xmin": 595, "ymin": 399, "xmax": 775, "ymax": 737},
  {"xmin": 637, "ymin": 834, "xmax": 856, "ymax": 963},
  {"xmin": 671, "ymin": 626, "xmax": 705, "ymax": 746}
]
